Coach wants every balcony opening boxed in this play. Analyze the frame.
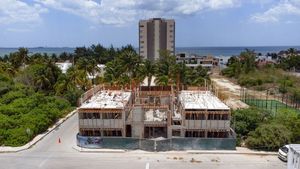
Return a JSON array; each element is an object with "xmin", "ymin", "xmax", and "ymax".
[
  {"xmin": 126, "ymin": 125, "xmax": 132, "ymax": 137},
  {"xmin": 185, "ymin": 130, "xmax": 205, "ymax": 138},
  {"xmin": 144, "ymin": 127, "xmax": 167, "ymax": 139},
  {"xmin": 207, "ymin": 131, "xmax": 228, "ymax": 138},
  {"xmin": 103, "ymin": 130, "xmax": 122, "ymax": 137},
  {"xmin": 172, "ymin": 130, "xmax": 181, "ymax": 137}
]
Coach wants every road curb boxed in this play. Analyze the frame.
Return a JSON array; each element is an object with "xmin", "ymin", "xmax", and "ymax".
[
  {"xmin": 71, "ymin": 146, "xmax": 277, "ymax": 155},
  {"xmin": 72, "ymin": 146, "xmax": 126, "ymax": 153},
  {"xmin": 0, "ymin": 109, "xmax": 78, "ymax": 153},
  {"xmin": 186, "ymin": 150, "xmax": 277, "ymax": 156}
]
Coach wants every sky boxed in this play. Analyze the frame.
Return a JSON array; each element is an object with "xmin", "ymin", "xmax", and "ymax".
[{"xmin": 0, "ymin": 0, "xmax": 300, "ymax": 48}]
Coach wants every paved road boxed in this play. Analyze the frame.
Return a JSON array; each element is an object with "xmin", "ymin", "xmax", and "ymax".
[{"xmin": 0, "ymin": 113, "xmax": 286, "ymax": 169}]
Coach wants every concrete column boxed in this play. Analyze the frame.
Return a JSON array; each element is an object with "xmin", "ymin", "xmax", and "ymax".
[
  {"xmin": 167, "ymin": 110, "xmax": 172, "ymax": 138},
  {"xmin": 122, "ymin": 110, "xmax": 126, "ymax": 137},
  {"xmin": 205, "ymin": 113, "xmax": 208, "ymax": 138},
  {"xmin": 181, "ymin": 109, "xmax": 185, "ymax": 137}
]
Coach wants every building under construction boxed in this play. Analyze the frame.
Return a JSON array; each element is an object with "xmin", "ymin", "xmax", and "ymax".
[
  {"xmin": 78, "ymin": 90, "xmax": 133, "ymax": 137},
  {"xmin": 78, "ymin": 84, "xmax": 232, "ymax": 140}
]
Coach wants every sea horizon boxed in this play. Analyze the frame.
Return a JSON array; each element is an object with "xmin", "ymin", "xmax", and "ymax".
[{"xmin": 1, "ymin": 45, "xmax": 300, "ymax": 57}]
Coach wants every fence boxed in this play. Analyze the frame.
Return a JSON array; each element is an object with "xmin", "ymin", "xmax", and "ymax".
[
  {"xmin": 78, "ymin": 85, "xmax": 102, "ymax": 106},
  {"xmin": 240, "ymin": 88, "xmax": 300, "ymax": 114},
  {"xmin": 76, "ymin": 134, "xmax": 236, "ymax": 151}
]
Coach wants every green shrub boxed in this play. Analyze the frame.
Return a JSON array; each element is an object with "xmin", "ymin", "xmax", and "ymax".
[
  {"xmin": 0, "ymin": 91, "xmax": 26, "ymax": 104},
  {"xmin": 231, "ymin": 107, "xmax": 271, "ymax": 136},
  {"xmin": 271, "ymin": 109, "xmax": 300, "ymax": 142},
  {"xmin": 4, "ymin": 127, "xmax": 31, "ymax": 146},
  {"xmin": 246, "ymin": 123, "xmax": 292, "ymax": 151},
  {"xmin": 238, "ymin": 76, "xmax": 263, "ymax": 87},
  {"xmin": 222, "ymin": 67, "xmax": 236, "ymax": 77},
  {"xmin": 0, "ymin": 85, "xmax": 72, "ymax": 146},
  {"xmin": 255, "ymin": 86, "xmax": 266, "ymax": 91},
  {"xmin": 64, "ymin": 89, "xmax": 83, "ymax": 106}
]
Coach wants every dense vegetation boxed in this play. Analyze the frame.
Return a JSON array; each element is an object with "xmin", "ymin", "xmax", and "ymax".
[
  {"xmin": 222, "ymin": 48, "xmax": 300, "ymax": 102},
  {"xmin": 232, "ymin": 107, "xmax": 300, "ymax": 151},
  {"xmin": 0, "ymin": 79, "xmax": 71, "ymax": 146},
  {"xmin": 0, "ymin": 45, "xmax": 127, "ymax": 146},
  {"xmin": 224, "ymin": 48, "xmax": 300, "ymax": 150},
  {"xmin": 0, "ymin": 50, "xmax": 73, "ymax": 146}
]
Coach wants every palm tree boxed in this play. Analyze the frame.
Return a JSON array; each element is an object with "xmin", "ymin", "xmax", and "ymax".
[
  {"xmin": 44, "ymin": 59, "xmax": 62, "ymax": 88},
  {"xmin": 169, "ymin": 62, "xmax": 189, "ymax": 90},
  {"xmin": 89, "ymin": 59, "xmax": 101, "ymax": 85},
  {"xmin": 131, "ymin": 63, "xmax": 147, "ymax": 90},
  {"xmin": 66, "ymin": 66, "xmax": 91, "ymax": 91},
  {"xmin": 77, "ymin": 58, "xmax": 100, "ymax": 85},
  {"xmin": 287, "ymin": 48, "xmax": 297, "ymax": 55},
  {"xmin": 116, "ymin": 74, "xmax": 130, "ymax": 89},
  {"xmin": 0, "ymin": 61, "xmax": 16, "ymax": 76},
  {"xmin": 154, "ymin": 50, "xmax": 178, "ymax": 90},
  {"xmin": 91, "ymin": 44, "xmax": 110, "ymax": 64},
  {"xmin": 29, "ymin": 53, "xmax": 47, "ymax": 64},
  {"xmin": 154, "ymin": 75, "xmax": 169, "ymax": 89},
  {"xmin": 54, "ymin": 74, "xmax": 75, "ymax": 95},
  {"xmin": 34, "ymin": 74, "xmax": 51, "ymax": 90},
  {"xmin": 18, "ymin": 47, "xmax": 29, "ymax": 67},
  {"xmin": 117, "ymin": 51, "xmax": 141, "ymax": 89},
  {"xmin": 103, "ymin": 61, "xmax": 122, "ymax": 86},
  {"xmin": 9, "ymin": 52, "xmax": 22, "ymax": 69},
  {"xmin": 143, "ymin": 60, "xmax": 155, "ymax": 87},
  {"xmin": 240, "ymin": 49, "xmax": 256, "ymax": 74},
  {"xmin": 8, "ymin": 48, "xmax": 29, "ymax": 69}
]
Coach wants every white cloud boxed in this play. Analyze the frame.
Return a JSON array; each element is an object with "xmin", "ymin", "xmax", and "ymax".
[
  {"xmin": 0, "ymin": 0, "xmax": 47, "ymax": 24},
  {"xmin": 250, "ymin": 0, "xmax": 274, "ymax": 6},
  {"xmin": 6, "ymin": 28, "xmax": 32, "ymax": 32},
  {"xmin": 250, "ymin": 0, "xmax": 300, "ymax": 23},
  {"xmin": 35, "ymin": 0, "xmax": 239, "ymax": 25}
]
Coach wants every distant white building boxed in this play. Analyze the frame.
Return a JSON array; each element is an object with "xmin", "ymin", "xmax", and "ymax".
[
  {"xmin": 176, "ymin": 53, "xmax": 219, "ymax": 71},
  {"xmin": 87, "ymin": 64, "xmax": 106, "ymax": 80},
  {"xmin": 216, "ymin": 56, "xmax": 230, "ymax": 69},
  {"xmin": 55, "ymin": 61, "xmax": 72, "ymax": 74}
]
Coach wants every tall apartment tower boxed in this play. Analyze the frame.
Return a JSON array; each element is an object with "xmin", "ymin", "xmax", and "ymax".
[{"xmin": 139, "ymin": 18, "xmax": 175, "ymax": 61}]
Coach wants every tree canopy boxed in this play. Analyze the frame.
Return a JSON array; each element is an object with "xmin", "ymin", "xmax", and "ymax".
[
  {"xmin": 232, "ymin": 107, "xmax": 300, "ymax": 150},
  {"xmin": 103, "ymin": 49, "xmax": 210, "ymax": 90}
]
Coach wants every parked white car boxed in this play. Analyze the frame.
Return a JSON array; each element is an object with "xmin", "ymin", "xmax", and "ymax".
[{"xmin": 278, "ymin": 145, "xmax": 289, "ymax": 162}]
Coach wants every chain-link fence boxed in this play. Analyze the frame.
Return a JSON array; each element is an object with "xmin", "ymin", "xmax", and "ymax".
[{"xmin": 240, "ymin": 88, "xmax": 300, "ymax": 114}]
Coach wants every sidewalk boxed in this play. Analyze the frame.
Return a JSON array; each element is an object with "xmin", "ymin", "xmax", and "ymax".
[
  {"xmin": 72, "ymin": 145, "xmax": 126, "ymax": 153},
  {"xmin": 0, "ymin": 109, "xmax": 78, "ymax": 153},
  {"xmin": 72, "ymin": 145, "xmax": 277, "ymax": 155},
  {"xmin": 186, "ymin": 147, "xmax": 277, "ymax": 155}
]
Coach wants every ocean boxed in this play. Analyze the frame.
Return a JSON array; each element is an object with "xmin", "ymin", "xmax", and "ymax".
[{"xmin": 0, "ymin": 46, "xmax": 299, "ymax": 57}]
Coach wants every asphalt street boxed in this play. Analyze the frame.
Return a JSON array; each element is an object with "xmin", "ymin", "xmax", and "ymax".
[{"xmin": 0, "ymin": 113, "xmax": 286, "ymax": 169}]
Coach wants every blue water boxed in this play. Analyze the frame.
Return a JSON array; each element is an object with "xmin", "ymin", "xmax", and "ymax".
[
  {"xmin": 175, "ymin": 46, "xmax": 300, "ymax": 56},
  {"xmin": 0, "ymin": 47, "xmax": 74, "ymax": 57},
  {"xmin": 0, "ymin": 46, "xmax": 299, "ymax": 57}
]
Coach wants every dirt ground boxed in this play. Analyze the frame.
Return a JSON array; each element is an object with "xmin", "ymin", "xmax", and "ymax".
[
  {"xmin": 210, "ymin": 73, "xmax": 249, "ymax": 110},
  {"xmin": 210, "ymin": 74, "xmax": 296, "ymax": 110}
]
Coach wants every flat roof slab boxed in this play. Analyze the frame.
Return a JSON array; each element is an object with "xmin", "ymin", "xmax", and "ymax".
[
  {"xmin": 80, "ymin": 90, "xmax": 131, "ymax": 109},
  {"xmin": 179, "ymin": 91, "xmax": 230, "ymax": 110}
]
